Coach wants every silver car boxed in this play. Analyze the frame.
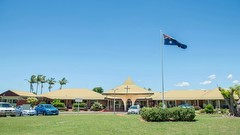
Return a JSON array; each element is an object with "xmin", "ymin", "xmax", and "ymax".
[
  {"xmin": 16, "ymin": 104, "xmax": 36, "ymax": 116},
  {"xmin": 0, "ymin": 102, "xmax": 16, "ymax": 117},
  {"xmin": 128, "ymin": 105, "xmax": 141, "ymax": 114}
]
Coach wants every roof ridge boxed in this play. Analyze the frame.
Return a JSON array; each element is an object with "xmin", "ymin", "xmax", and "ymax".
[{"xmin": 123, "ymin": 77, "xmax": 135, "ymax": 85}]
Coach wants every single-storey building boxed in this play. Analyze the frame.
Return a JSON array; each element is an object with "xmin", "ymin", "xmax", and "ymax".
[
  {"xmin": 38, "ymin": 88, "xmax": 107, "ymax": 109},
  {"xmin": 0, "ymin": 78, "xmax": 233, "ymax": 110},
  {"xmin": 0, "ymin": 90, "xmax": 36, "ymax": 106},
  {"xmin": 151, "ymin": 88, "xmax": 227, "ymax": 108},
  {"xmin": 103, "ymin": 77, "xmax": 154, "ymax": 111}
]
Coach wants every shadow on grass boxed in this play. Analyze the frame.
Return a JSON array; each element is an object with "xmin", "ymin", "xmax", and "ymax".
[{"xmin": 139, "ymin": 117, "xmax": 198, "ymax": 123}]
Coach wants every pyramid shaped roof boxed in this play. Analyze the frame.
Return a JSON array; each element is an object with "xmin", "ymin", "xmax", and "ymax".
[{"xmin": 103, "ymin": 77, "xmax": 154, "ymax": 95}]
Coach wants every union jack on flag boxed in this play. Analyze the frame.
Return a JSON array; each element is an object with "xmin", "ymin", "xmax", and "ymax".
[{"xmin": 163, "ymin": 34, "xmax": 187, "ymax": 49}]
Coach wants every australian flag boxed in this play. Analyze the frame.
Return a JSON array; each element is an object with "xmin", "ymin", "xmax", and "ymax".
[{"xmin": 163, "ymin": 34, "xmax": 187, "ymax": 49}]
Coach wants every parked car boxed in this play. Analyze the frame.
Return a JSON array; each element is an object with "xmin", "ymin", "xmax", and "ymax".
[
  {"xmin": 128, "ymin": 105, "xmax": 141, "ymax": 114},
  {"xmin": 16, "ymin": 104, "xmax": 36, "ymax": 116},
  {"xmin": 0, "ymin": 102, "xmax": 16, "ymax": 117},
  {"xmin": 178, "ymin": 103, "xmax": 194, "ymax": 109},
  {"xmin": 35, "ymin": 104, "xmax": 59, "ymax": 115}
]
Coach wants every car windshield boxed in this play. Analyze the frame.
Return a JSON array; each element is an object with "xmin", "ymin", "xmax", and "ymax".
[
  {"xmin": 22, "ymin": 105, "xmax": 32, "ymax": 110},
  {"xmin": 0, "ymin": 103, "xmax": 11, "ymax": 108},
  {"xmin": 44, "ymin": 104, "xmax": 54, "ymax": 108},
  {"xmin": 130, "ymin": 106, "xmax": 137, "ymax": 109}
]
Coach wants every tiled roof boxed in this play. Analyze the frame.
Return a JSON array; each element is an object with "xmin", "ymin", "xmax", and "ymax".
[
  {"xmin": 39, "ymin": 88, "xmax": 106, "ymax": 100},
  {"xmin": 103, "ymin": 77, "xmax": 154, "ymax": 95},
  {"xmin": 10, "ymin": 90, "xmax": 36, "ymax": 97},
  {"xmin": 151, "ymin": 88, "xmax": 225, "ymax": 100}
]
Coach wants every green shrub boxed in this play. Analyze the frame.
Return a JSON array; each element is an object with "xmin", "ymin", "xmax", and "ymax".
[
  {"xmin": 204, "ymin": 104, "xmax": 214, "ymax": 114},
  {"xmin": 73, "ymin": 102, "xmax": 88, "ymax": 111},
  {"xmin": 90, "ymin": 102, "xmax": 103, "ymax": 111},
  {"xmin": 178, "ymin": 108, "xmax": 196, "ymax": 121},
  {"xmin": 156, "ymin": 102, "xmax": 163, "ymax": 108},
  {"xmin": 52, "ymin": 102, "xmax": 65, "ymax": 107},
  {"xmin": 140, "ymin": 108, "xmax": 152, "ymax": 121},
  {"xmin": 194, "ymin": 106, "xmax": 202, "ymax": 110},
  {"xmin": 39, "ymin": 101, "xmax": 46, "ymax": 104},
  {"xmin": 169, "ymin": 107, "xmax": 180, "ymax": 121},
  {"xmin": 73, "ymin": 102, "xmax": 87, "ymax": 108},
  {"xmin": 51, "ymin": 99, "xmax": 66, "ymax": 108},
  {"xmin": 220, "ymin": 109, "xmax": 229, "ymax": 114},
  {"xmin": 27, "ymin": 97, "xmax": 38, "ymax": 107},
  {"xmin": 140, "ymin": 107, "xmax": 195, "ymax": 122},
  {"xmin": 199, "ymin": 109, "xmax": 206, "ymax": 114}
]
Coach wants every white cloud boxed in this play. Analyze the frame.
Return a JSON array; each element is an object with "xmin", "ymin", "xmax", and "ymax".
[
  {"xmin": 200, "ymin": 80, "xmax": 212, "ymax": 85},
  {"xmin": 175, "ymin": 82, "xmax": 190, "ymax": 87},
  {"xmin": 208, "ymin": 74, "xmax": 216, "ymax": 80},
  {"xmin": 232, "ymin": 80, "xmax": 239, "ymax": 84},
  {"xmin": 227, "ymin": 74, "xmax": 233, "ymax": 80}
]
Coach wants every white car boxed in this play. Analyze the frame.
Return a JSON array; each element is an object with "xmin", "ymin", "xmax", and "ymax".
[
  {"xmin": 16, "ymin": 104, "xmax": 36, "ymax": 116},
  {"xmin": 0, "ymin": 102, "xmax": 16, "ymax": 117},
  {"xmin": 128, "ymin": 105, "xmax": 141, "ymax": 114}
]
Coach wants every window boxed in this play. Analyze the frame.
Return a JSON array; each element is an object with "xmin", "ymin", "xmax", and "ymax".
[{"xmin": 12, "ymin": 99, "xmax": 17, "ymax": 103}]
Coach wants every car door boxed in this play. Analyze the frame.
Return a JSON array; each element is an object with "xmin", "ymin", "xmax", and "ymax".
[
  {"xmin": 39, "ymin": 105, "xmax": 44, "ymax": 113},
  {"xmin": 16, "ymin": 106, "xmax": 21, "ymax": 116},
  {"xmin": 36, "ymin": 105, "xmax": 43, "ymax": 114}
]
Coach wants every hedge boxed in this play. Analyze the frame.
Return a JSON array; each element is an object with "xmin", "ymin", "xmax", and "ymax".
[
  {"xmin": 140, "ymin": 107, "xmax": 195, "ymax": 122},
  {"xmin": 73, "ymin": 102, "xmax": 88, "ymax": 111},
  {"xmin": 73, "ymin": 102, "xmax": 87, "ymax": 108}
]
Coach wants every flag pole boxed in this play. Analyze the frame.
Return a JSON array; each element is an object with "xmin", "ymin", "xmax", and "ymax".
[{"xmin": 160, "ymin": 30, "xmax": 165, "ymax": 109}]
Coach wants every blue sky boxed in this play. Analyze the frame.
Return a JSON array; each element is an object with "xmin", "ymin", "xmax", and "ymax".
[{"xmin": 0, "ymin": 0, "xmax": 240, "ymax": 94}]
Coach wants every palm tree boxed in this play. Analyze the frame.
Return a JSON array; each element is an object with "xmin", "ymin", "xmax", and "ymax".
[
  {"xmin": 40, "ymin": 75, "xmax": 47, "ymax": 94},
  {"xmin": 47, "ymin": 78, "xmax": 56, "ymax": 92},
  {"xmin": 59, "ymin": 77, "xmax": 68, "ymax": 89},
  {"xmin": 36, "ymin": 75, "xmax": 43, "ymax": 94},
  {"xmin": 26, "ymin": 75, "xmax": 37, "ymax": 93}
]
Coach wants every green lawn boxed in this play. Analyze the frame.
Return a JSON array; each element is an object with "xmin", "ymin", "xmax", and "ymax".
[{"xmin": 0, "ymin": 114, "xmax": 239, "ymax": 135}]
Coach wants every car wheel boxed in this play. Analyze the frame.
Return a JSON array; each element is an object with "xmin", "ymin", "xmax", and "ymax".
[
  {"xmin": 43, "ymin": 111, "xmax": 46, "ymax": 115},
  {"xmin": 20, "ymin": 113, "xmax": 23, "ymax": 116}
]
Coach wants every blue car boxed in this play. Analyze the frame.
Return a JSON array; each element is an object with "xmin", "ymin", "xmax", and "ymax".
[{"xmin": 35, "ymin": 104, "xmax": 59, "ymax": 115}]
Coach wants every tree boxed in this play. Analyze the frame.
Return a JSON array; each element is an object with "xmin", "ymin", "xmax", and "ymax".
[
  {"xmin": 27, "ymin": 97, "xmax": 38, "ymax": 108},
  {"xmin": 234, "ymin": 85, "xmax": 240, "ymax": 99},
  {"xmin": 47, "ymin": 78, "xmax": 56, "ymax": 92},
  {"xmin": 36, "ymin": 75, "xmax": 43, "ymax": 94},
  {"xmin": 59, "ymin": 77, "xmax": 68, "ymax": 89},
  {"xmin": 148, "ymin": 88, "xmax": 152, "ymax": 91},
  {"xmin": 26, "ymin": 75, "xmax": 37, "ymax": 93},
  {"xmin": 40, "ymin": 75, "xmax": 47, "ymax": 94},
  {"xmin": 218, "ymin": 85, "xmax": 240, "ymax": 117},
  {"xmin": 92, "ymin": 87, "xmax": 104, "ymax": 94}
]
